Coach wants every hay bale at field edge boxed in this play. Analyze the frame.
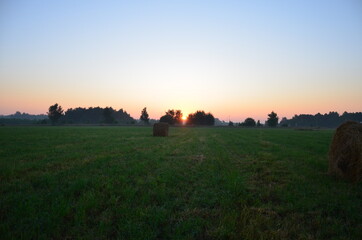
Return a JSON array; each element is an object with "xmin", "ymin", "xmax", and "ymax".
[
  {"xmin": 153, "ymin": 122, "xmax": 169, "ymax": 137},
  {"xmin": 328, "ymin": 121, "xmax": 362, "ymax": 182}
]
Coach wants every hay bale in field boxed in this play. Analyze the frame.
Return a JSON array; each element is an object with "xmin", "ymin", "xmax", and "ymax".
[
  {"xmin": 153, "ymin": 122, "xmax": 169, "ymax": 137},
  {"xmin": 328, "ymin": 121, "xmax": 362, "ymax": 182}
]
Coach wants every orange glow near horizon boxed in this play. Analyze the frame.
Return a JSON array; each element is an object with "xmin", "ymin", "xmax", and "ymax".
[{"xmin": 1, "ymin": 96, "xmax": 362, "ymax": 123}]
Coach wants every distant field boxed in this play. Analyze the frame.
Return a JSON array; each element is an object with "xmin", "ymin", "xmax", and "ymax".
[{"xmin": 0, "ymin": 126, "xmax": 361, "ymax": 239}]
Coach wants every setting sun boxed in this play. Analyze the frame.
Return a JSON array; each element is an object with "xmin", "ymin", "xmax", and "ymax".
[{"xmin": 182, "ymin": 115, "xmax": 187, "ymax": 121}]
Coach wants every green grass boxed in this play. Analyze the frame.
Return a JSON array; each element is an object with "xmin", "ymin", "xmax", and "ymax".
[{"xmin": 0, "ymin": 126, "xmax": 361, "ymax": 239}]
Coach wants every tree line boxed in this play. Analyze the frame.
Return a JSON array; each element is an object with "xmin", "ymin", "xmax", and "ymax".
[
  {"xmin": 226, "ymin": 111, "xmax": 362, "ymax": 128},
  {"xmin": 48, "ymin": 104, "xmax": 135, "ymax": 124},
  {"xmin": 280, "ymin": 112, "xmax": 362, "ymax": 128},
  {"xmin": 48, "ymin": 104, "xmax": 216, "ymax": 126},
  {"xmin": 2, "ymin": 103, "xmax": 359, "ymax": 128},
  {"xmin": 138, "ymin": 108, "xmax": 277, "ymax": 127},
  {"xmin": 228, "ymin": 111, "xmax": 278, "ymax": 127},
  {"xmin": 152, "ymin": 109, "xmax": 215, "ymax": 126}
]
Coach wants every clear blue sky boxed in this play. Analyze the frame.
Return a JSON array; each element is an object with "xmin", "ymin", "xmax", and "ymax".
[{"xmin": 1, "ymin": 0, "xmax": 361, "ymax": 121}]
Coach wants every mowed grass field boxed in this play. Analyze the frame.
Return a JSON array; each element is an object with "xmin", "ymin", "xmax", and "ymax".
[{"xmin": 0, "ymin": 126, "xmax": 361, "ymax": 239}]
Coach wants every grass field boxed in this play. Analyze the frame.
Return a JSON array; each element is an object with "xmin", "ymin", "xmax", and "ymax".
[{"xmin": 0, "ymin": 126, "xmax": 361, "ymax": 239}]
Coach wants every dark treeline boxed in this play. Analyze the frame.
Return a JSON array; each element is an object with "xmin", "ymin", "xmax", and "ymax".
[
  {"xmin": 0, "ymin": 111, "xmax": 47, "ymax": 120},
  {"xmin": 2, "ymin": 106, "xmax": 361, "ymax": 128},
  {"xmin": 60, "ymin": 107, "xmax": 135, "ymax": 124},
  {"xmin": 160, "ymin": 109, "xmax": 183, "ymax": 125},
  {"xmin": 158, "ymin": 109, "xmax": 215, "ymax": 126},
  {"xmin": 280, "ymin": 112, "xmax": 362, "ymax": 128},
  {"xmin": 187, "ymin": 111, "xmax": 215, "ymax": 126}
]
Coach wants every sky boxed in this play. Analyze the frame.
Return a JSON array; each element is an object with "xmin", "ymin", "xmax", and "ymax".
[{"xmin": 0, "ymin": 0, "xmax": 361, "ymax": 122}]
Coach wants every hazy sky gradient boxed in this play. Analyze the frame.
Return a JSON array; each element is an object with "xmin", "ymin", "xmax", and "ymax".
[{"xmin": 1, "ymin": 0, "xmax": 361, "ymax": 121}]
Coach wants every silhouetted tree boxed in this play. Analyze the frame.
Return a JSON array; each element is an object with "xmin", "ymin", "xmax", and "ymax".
[
  {"xmin": 174, "ymin": 110, "xmax": 183, "ymax": 124},
  {"xmin": 256, "ymin": 120, "xmax": 262, "ymax": 127},
  {"xmin": 186, "ymin": 111, "xmax": 215, "ymax": 125},
  {"xmin": 103, "ymin": 107, "xmax": 115, "ymax": 124},
  {"xmin": 279, "ymin": 117, "xmax": 288, "ymax": 127},
  {"xmin": 160, "ymin": 114, "xmax": 173, "ymax": 124},
  {"xmin": 241, "ymin": 118, "xmax": 256, "ymax": 127},
  {"xmin": 47, "ymin": 103, "xmax": 63, "ymax": 124},
  {"xmin": 159, "ymin": 109, "xmax": 183, "ymax": 125},
  {"xmin": 140, "ymin": 107, "xmax": 150, "ymax": 124},
  {"xmin": 228, "ymin": 121, "xmax": 234, "ymax": 127},
  {"xmin": 266, "ymin": 111, "xmax": 279, "ymax": 127}
]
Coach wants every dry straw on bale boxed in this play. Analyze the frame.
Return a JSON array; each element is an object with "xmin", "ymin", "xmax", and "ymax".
[
  {"xmin": 328, "ymin": 121, "xmax": 362, "ymax": 182},
  {"xmin": 153, "ymin": 122, "xmax": 169, "ymax": 137}
]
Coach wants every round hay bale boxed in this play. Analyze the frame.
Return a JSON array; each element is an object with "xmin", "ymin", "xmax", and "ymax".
[
  {"xmin": 153, "ymin": 122, "xmax": 169, "ymax": 137},
  {"xmin": 328, "ymin": 121, "xmax": 362, "ymax": 182}
]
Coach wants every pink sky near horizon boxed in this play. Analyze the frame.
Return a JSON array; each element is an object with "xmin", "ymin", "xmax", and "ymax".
[{"xmin": 0, "ymin": 90, "xmax": 361, "ymax": 122}]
